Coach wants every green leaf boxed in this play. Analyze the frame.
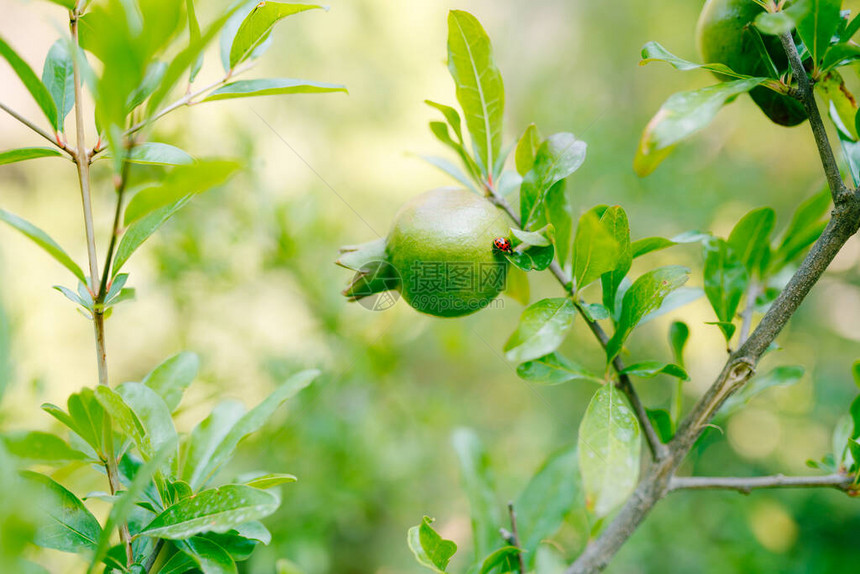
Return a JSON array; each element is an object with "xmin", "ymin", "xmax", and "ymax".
[
  {"xmin": 447, "ymin": 10, "xmax": 504, "ymax": 178},
  {"xmin": 142, "ymin": 351, "xmax": 199, "ymax": 412},
  {"xmin": 818, "ymin": 71, "xmax": 858, "ymax": 140},
  {"xmin": 0, "ymin": 147, "xmax": 63, "ymax": 165},
  {"xmin": 0, "ymin": 36, "xmax": 58, "ymax": 131},
  {"xmin": 571, "ymin": 205, "xmax": 620, "ymax": 293},
  {"xmin": 578, "ymin": 384, "xmax": 641, "ymax": 518},
  {"xmin": 606, "ymin": 266, "xmax": 690, "ymax": 361},
  {"xmin": 755, "ymin": 11, "xmax": 797, "ymax": 36},
  {"xmin": 124, "ymin": 160, "xmax": 241, "ymax": 226},
  {"xmin": 184, "ymin": 369, "xmax": 318, "ymax": 490},
  {"xmin": 425, "ymin": 100, "xmax": 464, "ymax": 143},
  {"xmin": 116, "ymin": 382, "xmax": 178, "ymax": 464},
  {"xmin": 451, "ymin": 428, "xmax": 500, "ymax": 560},
  {"xmin": 727, "ymin": 207, "xmax": 776, "ymax": 274},
  {"xmin": 515, "ymin": 123, "xmax": 542, "ymax": 176},
  {"xmin": 504, "ymin": 225, "xmax": 556, "ymax": 272},
  {"xmin": 407, "ymin": 516, "xmax": 457, "ymax": 573},
  {"xmin": 721, "ymin": 366, "xmax": 805, "ymax": 414},
  {"xmin": 599, "ymin": 206, "xmax": 632, "ymax": 310},
  {"xmin": 419, "ymin": 155, "xmax": 479, "ymax": 192},
  {"xmin": 203, "ymin": 78, "xmax": 347, "ymax": 102},
  {"xmin": 796, "ymin": 0, "xmax": 842, "ymax": 64},
  {"xmin": 186, "ymin": 0, "xmax": 204, "ymax": 83},
  {"xmin": 853, "ymin": 360, "xmax": 860, "ymax": 389},
  {"xmin": 22, "ymin": 471, "xmax": 102, "ymax": 553},
  {"xmin": 176, "ymin": 537, "xmax": 238, "ymax": 574},
  {"xmin": 479, "ymin": 546, "xmax": 522, "ymax": 574},
  {"xmin": 101, "ymin": 142, "xmax": 195, "ymax": 166},
  {"xmin": 544, "ymin": 180, "xmax": 574, "ymax": 266},
  {"xmin": 646, "ymin": 408, "xmax": 675, "ymax": 443},
  {"xmin": 1, "ymin": 431, "xmax": 86, "ymax": 463},
  {"xmin": 113, "ymin": 196, "xmax": 192, "ymax": 274},
  {"xmin": 703, "ymin": 238, "xmax": 748, "ymax": 342},
  {"xmin": 159, "ymin": 551, "xmax": 198, "ymax": 574},
  {"xmin": 141, "ymin": 484, "xmax": 279, "ymax": 539},
  {"xmin": 243, "ymin": 473, "xmax": 297, "ymax": 489},
  {"xmin": 516, "ymin": 352, "xmax": 602, "ymax": 385},
  {"xmin": 229, "ymin": 2, "xmax": 325, "ymax": 69},
  {"xmin": 668, "ymin": 321, "xmax": 689, "ymax": 368},
  {"xmin": 0, "ymin": 209, "xmax": 87, "ymax": 284},
  {"xmin": 639, "ymin": 41, "xmax": 754, "ymax": 79},
  {"xmin": 428, "ymin": 121, "xmax": 484, "ymax": 185},
  {"xmin": 41, "ymin": 0, "xmax": 75, "ymax": 8},
  {"xmin": 620, "ymin": 361, "xmax": 689, "ymax": 380},
  {"xmin": 634, "ymin": 78, "xmax": 764, "ymax": 176},
  {"xmin": 631, "ymin": 236, "xmax": 676, "ymax": 258},
  {"xmin": 822, "ymin": 42, "xmax": 860, "ymax": 71},
  {"xmin": 503, "ymin": 298, "xmax": 577, "ymax": 363},
  {"xmin": 514, "ymin": 445, "xmax": 581, "ymax": 563},
  {"xmin": 41, "ymin": 40, "xmax": 75, "ymax": 127},
  {"xmin": 42, "ymin": 388, "xmax": 106, "ymax": 455},
  {"xmin": 770, "ymin": 189, "xmax": 830, "ymax": 270},
  {"xmin": 520, "ymin": 133, "xmax": 587, "ymax": 229}
]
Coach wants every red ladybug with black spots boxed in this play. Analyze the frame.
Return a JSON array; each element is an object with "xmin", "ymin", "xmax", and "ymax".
[{"xmin": 493, "ymin": 237, "xmax": 512, "ymax": 254}]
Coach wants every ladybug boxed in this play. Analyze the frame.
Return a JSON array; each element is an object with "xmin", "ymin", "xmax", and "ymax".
[{"xmin": 493, "ymin": 237, "xmax": 512, "ymax": 253}]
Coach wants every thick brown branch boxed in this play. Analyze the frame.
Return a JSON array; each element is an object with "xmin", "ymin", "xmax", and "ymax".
[{"xmin": 669, "ymin": 473, "xmax": 857, "ymax": 495}]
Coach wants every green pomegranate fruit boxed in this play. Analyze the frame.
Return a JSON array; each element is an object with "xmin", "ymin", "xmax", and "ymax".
[
  {"xmin": 338, "ymin": 187, "xmax": 511, "ymax": 318},
  {"xmin": 696, "ymin": 0, "xmax": 807, "ymax": 127}
]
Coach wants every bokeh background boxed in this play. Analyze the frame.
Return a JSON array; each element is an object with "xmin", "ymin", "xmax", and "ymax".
[{"xmin": 2, "ymin": 0, "xmax": 860, "ymax": 572}]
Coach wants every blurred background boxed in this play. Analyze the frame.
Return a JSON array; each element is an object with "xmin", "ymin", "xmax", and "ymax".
[{"xmin": 2, "ymin": 0, "xmax": 860, "ymax": 572}]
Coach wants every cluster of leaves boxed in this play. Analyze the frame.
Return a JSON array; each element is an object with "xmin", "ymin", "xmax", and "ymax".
[
  {"xmin": 635, "ymin": 0, "xmax": 860, "ymax": 176},
  {"xmin": 407, "ymin": 9, "xmax": 841, "ymax": 570},
  {"xmin": 0, "ymin": 0, "xmax": 344, "ymax": 572},
  {"xmin": 809, "ymin": 361, "xmax": 860, "ymax": 480}
]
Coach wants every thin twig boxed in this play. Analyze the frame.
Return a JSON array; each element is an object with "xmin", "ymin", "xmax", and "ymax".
[
  {"xmin": 486, "ymin": 191, "xmax": 667, "ymax": 460},
  {"xmin": 0, "ymin": 101, "xmax": 74, "ymax": 156},
  {"xmin": 669, "ymin": 473, "xmax": 856, "ymax": 494},
  {"xmin": 508, "ymin": 502, "xmax": 527, "ymax": 574},
  {"xmin": 70, "ymin": 8, "xmax": 134, "ymax": 567},
  {"xmin": 97, "ymin": 140, "xmax": 134, "ymax": 299}
]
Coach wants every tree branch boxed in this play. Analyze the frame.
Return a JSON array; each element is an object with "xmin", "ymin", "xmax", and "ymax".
[
  {"xmin": 564, "ymin": 31, "xmax": 860, "ymax": 574},
  {"xmin": 669, "ymin": 473, "xmax": 857, "ymax": 494},
  {"xmin": 486, "ymin": 193, "xmax": 667, "ymax": 460},
  {"xmin": 778, "ymin": 31, "xmax": 849, "ymax": 204},
  {"xmin": 0, "ymin": 101, "xmax": 74, "ymax": 156}
]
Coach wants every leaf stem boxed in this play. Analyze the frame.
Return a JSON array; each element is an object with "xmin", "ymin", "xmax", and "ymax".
[
  {"xmin": 485, "ymin": 190, "xmax": 667, "ymax": 460},
  {"xmin": 669, "ymin": 473, "xmax": 856, "ymax": 494},
  {"xmin": 0, "ymin": 101, "xmax": 74, "ymax": 156},
  {"xmin": 70, "ymin": 8, "xmax": 134, "ymax": 567},
  {"xmin": 507, "ymin": 502, "xmax": 526, "ymax": 574}
]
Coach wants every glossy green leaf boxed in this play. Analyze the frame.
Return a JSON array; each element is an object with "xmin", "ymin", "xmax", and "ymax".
[
  {"xmin": 141, "ymin": 485, "xmax": 279, "ymax": 539},
  {"xmin": 41, "ymin": 40, "xmax": 75, "ymax": 127},
  {"xmin": 639, "ymin": 41, "xmax": 753, "ymax": 79},
  {"xmin": 451, "ymin": 428, "xmax": 500, "ymax": 560},
  {"xmin": 544, "ymin": 180, "xmax": 574, "ymax": 266},
  {"xmin": 229, "ymin": 2, "xmax": 325, "ymax": 69},
  {"xmin": 1, "ymin": 431, "xmax": 86, "ymax": 463},
  {"xmin": 620, "ymin": 361, "xmax": 689, "ymax": 380},
  {"xmin": 407, "ymin": 516, "xmax": 457, "ymax": 573},
  {"xmin": 479, "ymin": 546, "xmax": 521, "ymax": 574},
  {"xmin": 116, "ymin": 382, "xmax": 178, "ymax": 464},
  {"xmin": 606, "ymin": 266, "xmax": 689, "ymax": 361},
  {"xmin": 631, "ymin": 236, "xmax": 676, "ymax": 258},
  {"xmin": 721, "ymin": 366, "xmax": 805, "ymax": 414},
  {"xmin": 0, "ymin": 209, "xmax": 86, "ymax": 284},
  {"xmin": 176, "ymin": 537, "xmax": 238, "ymax": 574},
  {"xmin": 796, "ymin": 0, "xmax": 842, "ymax": 64},
  {"xmin": 599, "ymin": 206, "xmax": 632, "ymax": 310},
  {"xmin": 755, "ymin": 11, "xmax": 797, "ymax": 35},
  {"xmin": 0, "ymin": 36, "xmax": 58, "ymax": 131},
  {"xmin": 668, "ymin": 321, "xmax": 689, "ymax": 368},
  {"xmin": 504, "ymin": 225, "xmax": 556, "ymax": 272},
  {"xmin": 515, "ymin": 123, "xmax": 542, "ymax": 176},
  {"xmin": 578, "ymin": 384, "xmax": 641, "ymax": 518},
  {"xmin": 43, "ymin": 388, "xmax": 105, "ymax": 455},
  {"xmin": 184, "ymin": 369, "xmax": 318, "ymax": 490},
  {"xmin": 22, "ymin": 471, "xmax": 102, "ymax": 553},
  {"xmin": 520, "ymin": 133, "xmax": 587, "ymax": 229},
  {"xmin": 113, "ymin": 196, "xmax": 192, "ymax": 274},
  {"xmin": 634, "ymin": 78, "xmax": 763, "ymax": 176},
  {"xmin": 243, "ymin": 473, "xmax": 297, "ymax": 489},
  {"xmin": 727, "ymin": 207, "xmax": 775, "ymax": 274},
  {"xmin": 124, "ymin": 160, "xmax": 241, "ymax": 226},
  {"xmin": 572, "ymin": 206, "xmax": 620, "ymax": 292},
  {"xmin": 703, "ymin": 239, "xmax": 748, "ymax": 342},
  {"xmin": 646, "ymin": 408, "xmax": 675, "ymax": 443},
  {"xmin": 203, "ymin": 78, "xmax": 347, "ymax": 102},
  {"xmin": 425, "ymin": 100, "xmax": 464, "ymax": 143},
  {"xmin": 101, "ymin": 142, "xmax": 194, "ymax": 166},
  {"xmin": 0, "ymin": 147, "xmax": 63, "ymax": 165},
  {"xmin": 159, "ymin": 551, "xmax": 198, "ymax": 574},
  {"xmin": 447, "ymin": 10, "xmax": 504, "ymax": 178},
  {"xmin": 819, "ymin": 72, "xmax": 858, "ymax": 141},
  {"xmin": 142, "ymin": 351, "xmax": 199, "ymax": 412},
  {"xmin": 503, "ymin": 298, "xmax": 577, "ymax": 363},
  {"xmin": 821, "ymin": 43, "xmax": 860, "ymax": 71},
  {"xmin": 516, "ymin": 352, "xmax": 602, "ymax": 385},
  {"xmin": 514, "ymin": 445, "xmax": 581, "ymax": 563}
]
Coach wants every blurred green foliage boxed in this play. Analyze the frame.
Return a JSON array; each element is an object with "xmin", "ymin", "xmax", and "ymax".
[{"xmin": 2, "ymin": 0, "xmax": 860, "ymax": 572}]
